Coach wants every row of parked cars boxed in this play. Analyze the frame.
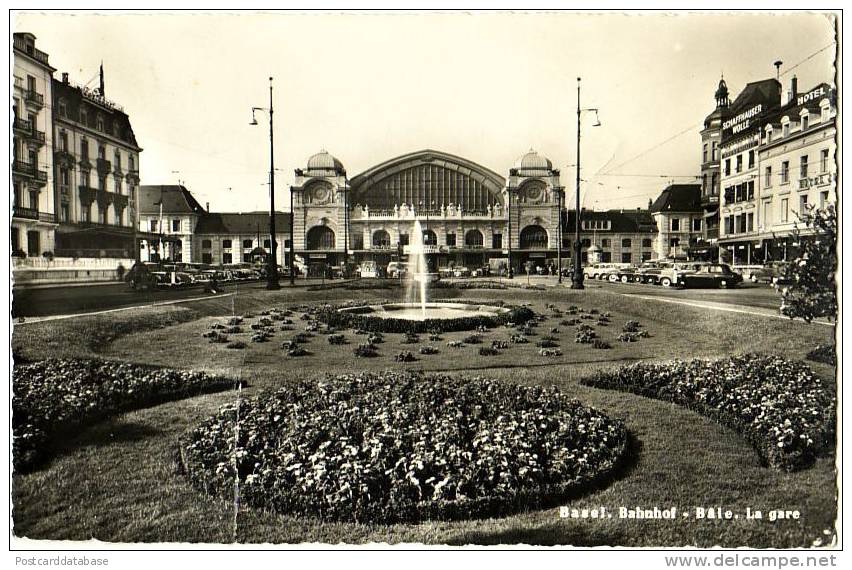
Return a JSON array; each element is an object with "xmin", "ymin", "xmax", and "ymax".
[
  {"xmin": 126, "ymin": 262, "xmax": 289, "ymax": 291},
  {"xmin": 583, "ymin": 261, "xmax": 745, "ymax": 289}
]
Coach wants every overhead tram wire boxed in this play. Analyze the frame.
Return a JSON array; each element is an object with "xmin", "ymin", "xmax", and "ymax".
[
  {"xmin": 599, "ymin": 123, "xmax": 701, "ymax": 176},
  {"xmin": 780, "ymin": 42, "xmax": 836, "ymax": 77}
]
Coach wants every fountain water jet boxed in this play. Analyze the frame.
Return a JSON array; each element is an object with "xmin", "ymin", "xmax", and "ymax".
[{"xmin": 404, "ymin": 219, "xmax": 430, "ymax": 319}]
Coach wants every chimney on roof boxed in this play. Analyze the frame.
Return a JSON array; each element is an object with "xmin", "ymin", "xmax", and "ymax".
[
  {"xmin": 61, "ymin": 72, "xmax": 69, "ymax": 84},
  {"xmin": 206, "ymin": 202, "xmax": 210, "ymax": 212},
  {"xmin": 788, "ymin": 75, "xmax": 798, "ymax": 104},
  {"xmin": 774, "ymin": 60, "xmax": 783, "ymax": 80},
  {"xmin": 99, "ymin": 61, "xmax": 105, "ymax": 97}
]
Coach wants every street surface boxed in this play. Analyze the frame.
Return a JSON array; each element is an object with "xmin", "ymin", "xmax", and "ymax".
[{"xmin": 12, "ymin": 275, "xmax": 786, "ymax": 319}]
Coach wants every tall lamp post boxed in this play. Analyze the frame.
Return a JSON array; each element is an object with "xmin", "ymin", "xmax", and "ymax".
[
  {"xmin": 571, "ymin": 77, "xmax": 601, "ymax": 290},
  {"xmin": 250, "ymin": 77, "xmax": 281, "ymax": 290},
  {"xmin": 288, "ymin": 186, "xmax": 295, "ymax": 285},
  {"xmin": 506, "ymin": 186, "xmax": 513, "ymax": 278},
  {"xmin": 557, "ymin": 186, "xmax": 564, "ymax": 284}
]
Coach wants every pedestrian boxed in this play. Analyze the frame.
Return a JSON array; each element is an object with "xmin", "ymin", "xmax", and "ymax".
[{"xmin": 116, "ymin": 263, "xmax": 126, "ymax": 282}]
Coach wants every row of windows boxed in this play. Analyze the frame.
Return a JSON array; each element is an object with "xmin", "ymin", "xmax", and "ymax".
[
  {"xmin": 723, "ymin": 181, "xmax": 755, "ymax": 204},
  {"xmin": 597, "ymin": 238, "xmax": 654, "ymax": 248},
  {"xmin": 724, "ymin": 191, "xmax": 831, "ymax": 235},
  {"xmin": 56, "ymin": 132, "xmax": 137, "ymax": 171},
  {"xmin": 763, "ymin": 149, "xmax": 830, "ymax": 187},
  {"xmin": 702, "ymin": 141, "xmax": 720, "ymax": 164},
  {"xmin": 56, "ymin": 99, "xmax": 132, "ymax": 143},
  {"xmin": 723, "ymin": 150, "xmax": 756, "ymax": 176},
  {"xmin": 149, "ymin": 219, "xmax": 184, "ymax": 232},
  {"xmin": 597, "ymin": 252, "xmax": 654, "ymax": 263},
  {"xmin": 201, "ymin": 239, "xmax": 291, "ymax": 249},
  {"xmin": 667, "ymin": 218, "xmax": 702, "ymax": 232},
  {"xmin": 764, "ymin": 104, "xmax": 831, "ymax": 143}
]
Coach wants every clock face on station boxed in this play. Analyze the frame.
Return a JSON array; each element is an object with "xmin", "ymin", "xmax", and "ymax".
[
  {"xmin": 309, "ymin": 185, "xmax": 332, "ymax": 204},
  {"xmin": 521, "ymin": 181, "xmax": 546, "ymax": 203}
]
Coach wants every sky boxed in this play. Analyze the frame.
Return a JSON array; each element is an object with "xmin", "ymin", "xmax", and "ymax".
[{"xmin": 13, "ymin": 10, "xmax": 837, "ymax": 213}]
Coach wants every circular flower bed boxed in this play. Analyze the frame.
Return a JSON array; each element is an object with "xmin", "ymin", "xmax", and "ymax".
[
  {"xmin": 179, "ymin": 372, "xmax": 628, "ymax": 524},
  {"xmin": 582, "ymin": 354, "xmax": 836, "ymax": 471}
]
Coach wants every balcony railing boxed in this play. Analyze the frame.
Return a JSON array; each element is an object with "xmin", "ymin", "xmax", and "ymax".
[
  {"xmin": 24, "ymin": 89, "xmax": 44, "ymax": 107},
  {"xmin": 13, "ymin": 119, "xmax": 45, "ymax": 144},
  {"xmin": 13, "ymin": 36, "xmax": 50, "ymax": 65},
  {"xmin": 12, "ymin": 206, "xmax": 56, "ymax": 223},
  {"xmin": 96, "ymin": 158, "xmax": 112, "ymax": 174},
  {"xmin": 12, "ymin": 159, "xmax": 48, "ymax": 182}
]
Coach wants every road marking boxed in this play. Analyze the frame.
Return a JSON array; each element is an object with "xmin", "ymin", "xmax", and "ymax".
[
  {"xmin": 12, "ymin": 293, "xmax": 235, "ymax": 325},
  {"xmin": 613, "ymin": 292, "xmax": 835, "ymax": 327}
]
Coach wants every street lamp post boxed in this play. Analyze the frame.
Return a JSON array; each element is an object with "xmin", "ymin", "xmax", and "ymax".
[
  {"xmin": 571, "ymin": 77, "xmax": 601, "ymax": 290},
  {"xmin": 250, "ymin": 77, "xmax": 280, "ymax": 290},
  {"xmin": 506, "ymin": 186, "xmax": 513, "ymax": 279},
  {"xmin": 557, "ymin": 186, "xmax": 563, "ymax": 284},
  {"xmin": 288, "ymin": 186, "xmax": 295, "ymax": 285}
]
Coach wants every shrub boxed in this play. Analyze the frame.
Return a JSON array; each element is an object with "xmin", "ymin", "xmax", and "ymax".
[
  {"xmin": 575, "ymin": 330, "xmax": 596, "ymax": 344},
  {"xmin": 208, "ymin": 332, "xmax": 229, "ymax": 344},
  {"xmin": 367, "ymin": 333, "xmax": 384, "ymax": 345},
  {"xmin": 581, "ymin": 354, "xmax": 836, "ymax": 471},
  {"xmin": 353, "ymin": 344, "xmax": 378, "ymax": 358},
  {"xmin": 394, "ymin": 351, "xmax": 417, "ymax": 362},
  {"xmin": 550, "ymin": 327, "xmax": 559, "ymax": 334},
  {"xmin": 446, "ymin": 341, "xmax": 464, "ymax": 348},
  {"xmin": 280, "ymin": 324, "xmax": 295, "ymax": 331},
  {"xmin": 287, "ymin": 346, "xmax": 309, "ymax": 357},
  {"xmin": 251, "ymin": 333, "xmax": 270, "ymax": 343},
  {"xmin": 778, "ymin": 205, "xmax": 837, "ymax": 322},
  {"xmin": 561, "ymin": 319, "xmax": 581, "ymax": 327},
  {"xmin": 618, "ymin": 332, "xmax": 638, "ymax": 343},
  {"xmin": 510, "ymin": 335, "xmax": 529, "ymax": 344},
  {"xmin": 539, "ymin": 348, "xmax": 562, "ymax": 357},
  {"xmin": 14, "ymin": 359, "xmax": 237, "ymax": 471},
  {"xmin": 623, "ymin": 320, "xmax": 641, "ymax": 333},
  {"xmin": 806, "ymin": 344, "xmax": 836, "ymax": 366},
  {"xmin": 478, "ymin": 347, "xmax": 500, "ymax": 356},
  {"xmin": 327, "ymin": 334, "xmax": 347, "ymax": 345},
  {"xmin": 225, "ymin": 326, "xmax": 242, "ymax": 334},
  {"xmin": 401, "ymin": 332, "xmax": 420, "ymax": 344},
  {"xmin": 536, "ymin": 339, "xmax": 559, "ymax": 348},
  {"xmin": 463, "ymin": 334, "xmax": 482, "ymax": 344},
  {"xmin": 475, "ymin": 325, "xmax": 489, "ymax": 333},
  {"xmin": 592, "ymin": 339, "xmax": 611, "ymax": 350},
  {"xmin": 227, "ymin": 317, "xmax": 243, "ymax": 326},
  {"xmin": 291, "ymin": 333, "xmax": 310, "ymax": 344},
  {"xmin": 227, "ymin": 341, "xmax": 247, "ymax": 349},
  {"xmin": 491, "ymin": 340, "xmax": 509, "ymax": 350},
  {"xmin": 178, "ymin": 372, "xmax": 627, "ymax": 523},
  {"xmin": 419, "ymin": 345, "xmax": 439, "ymax": 355},
  {"xmin": 209, "ymin": 323, "xmax": 226, "ymax": 330},
  {"xmin": 428, "ymin": 333, "xmax": 442, "ymax": 342}
]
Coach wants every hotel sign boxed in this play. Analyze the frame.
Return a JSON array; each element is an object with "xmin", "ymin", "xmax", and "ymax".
[
  {"xmin": 722, "ymin": 104, "xmax": 762, "ymax": 137},
  {"xmin": 797, "ymin": 86, "xmax": 826, "ymax": 106}
]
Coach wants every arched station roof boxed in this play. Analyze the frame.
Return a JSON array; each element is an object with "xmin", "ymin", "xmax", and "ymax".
[{"xmin": 350, "ymin": 149, "xmax": 507, "ymax": 210}]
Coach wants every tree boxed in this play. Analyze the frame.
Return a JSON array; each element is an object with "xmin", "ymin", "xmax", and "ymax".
[{"xmin": 778, "ymin": 205, "xmax": 837, "ymax": 323}]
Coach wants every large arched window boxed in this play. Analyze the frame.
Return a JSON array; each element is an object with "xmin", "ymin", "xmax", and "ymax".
[
  {"xmin": 519, "ymin": 225, "xmax": 548, "ymax": 249},
  {"xmin": 306, "ymin": 226, "xmax": 335, "ymax": 250},
  {"xmin": 372, "ymin": 229, "xmax": 391, "ymax": 248},
  {"xmin": 465, "ymin": 229, "xmax": 484, "ymax": 248},
  {"xmin": 423, "ymin": 229, "xmax": 437, "ymax": 246}
]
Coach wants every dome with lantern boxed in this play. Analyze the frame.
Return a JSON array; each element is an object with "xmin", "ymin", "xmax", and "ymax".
[
  {"xmin": 514, "ymin": 148, "xmax": 553, "ymax": 176},
  {"xmin": 305, "ymin": 149, "xmax": 345, "ymax": 176}
]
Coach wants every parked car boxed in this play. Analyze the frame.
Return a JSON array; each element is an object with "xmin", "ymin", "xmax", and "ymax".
[
  {"xmin": 680, "ymin": 263, "xmax": 743, "ymax": 288},
  {"xmin": 747, "ymin": 261, "xmax": 791, "ymax": 285},
  {"xmin": 608, "ymin": 266, "xmax": 640, "ymax": 283},
  {"xmin": 453, "ymin": 266, "xmax": 471, "ymax": 278},
  {"xmin": 471, "ymin": 266, "xmax": 491, "ymax": 277},
  {"xmin": 386, "ymin": 262, "xmax": 408, "ymax": 279}
]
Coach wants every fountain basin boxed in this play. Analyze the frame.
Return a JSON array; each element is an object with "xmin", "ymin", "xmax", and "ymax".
[
  {"xmin": 325, "ymin": 302, "xmax": 530, "ymax": 333},
  {"xmin": 340, "ymin": 302, "xmax": 509, "ymax": 321}
]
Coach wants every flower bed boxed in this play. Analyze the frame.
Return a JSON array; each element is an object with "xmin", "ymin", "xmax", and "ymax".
[
  {"xmin": 581, "ymin": 354, "xmax": 836, "ymax": 471},
  {"xmin": 178, "ymin": 372, "xmax": 628, "ymax": 524},
  {"xmin": 806, "ymin": 344, "xmax": 836, "ymax": 366},
  {"xmin": 314, "ymin": 303, "xmax": 535, "ymax": 334},
  {"xmin": 13, "ymin": 358, "xmax": 238, "ymax": 472}
]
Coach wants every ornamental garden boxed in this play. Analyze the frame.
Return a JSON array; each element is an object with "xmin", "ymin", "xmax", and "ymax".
[{"xmin": 11, "ymin": 282, "xmax": 837, "ymax": 547}]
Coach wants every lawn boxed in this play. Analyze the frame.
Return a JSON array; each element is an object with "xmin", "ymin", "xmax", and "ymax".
[{"xmin": 11, "ymin": 284, "xmax": 837, "ymax": 547}]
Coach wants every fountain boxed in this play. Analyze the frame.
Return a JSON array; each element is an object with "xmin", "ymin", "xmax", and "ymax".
[
  {"xmin": 336, "ymin": 219, "xmax": 514, "ymax": 327},
  {"xmin": 405, "ymin": 219, "xmax": 430, "ymax": 319}
]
